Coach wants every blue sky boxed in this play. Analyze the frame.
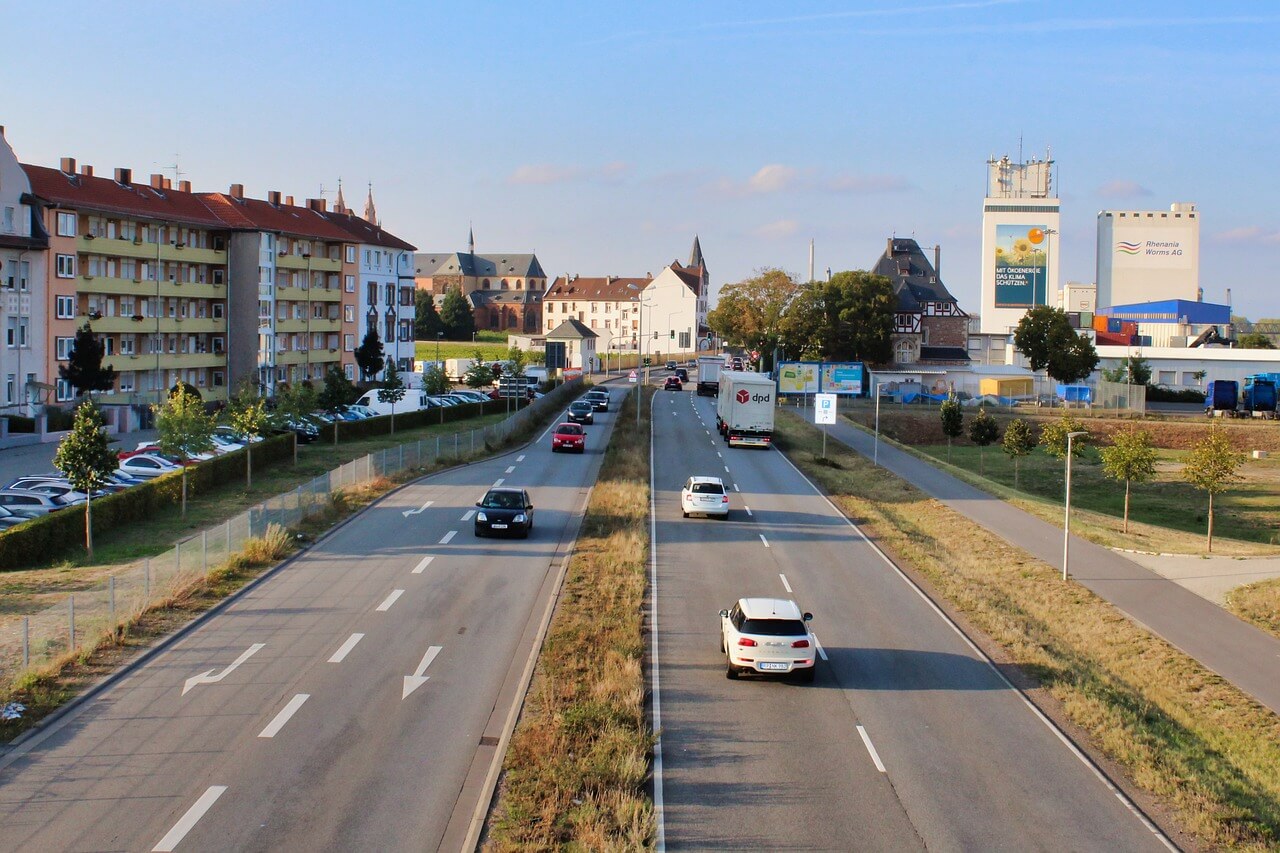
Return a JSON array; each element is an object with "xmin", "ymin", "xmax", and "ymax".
[{"xmin": 5, "ymin": 1, "xmax": 1279, "ymax": 317}]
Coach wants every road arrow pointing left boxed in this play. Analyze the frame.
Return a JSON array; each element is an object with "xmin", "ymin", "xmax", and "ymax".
[
  {"xmin": 402, "ymin": 500, "xmax": 434, "ymax": 518},
  {"xmin": 402, "ymin": 645, "xmax": 443, "ymax": 699},
  {"xmin": 183, "ymin": 643, "xmax": 266, "ymax": 695}
]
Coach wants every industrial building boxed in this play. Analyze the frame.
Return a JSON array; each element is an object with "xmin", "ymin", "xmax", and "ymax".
[{"xmin": 1096, "ymin": 203, "xmax": 1200, "ymax": 310}]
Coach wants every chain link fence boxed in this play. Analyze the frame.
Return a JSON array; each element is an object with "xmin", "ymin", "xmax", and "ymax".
[{"xmin": 0, "ymin": 379, "xmax": 581, "ymax": 686}]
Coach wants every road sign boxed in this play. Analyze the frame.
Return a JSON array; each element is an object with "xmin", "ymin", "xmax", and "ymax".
[
  {"xmin": 815, "ymin": 393, "xmax": 837, "ymax": 425},
  {"xmin": 750, "ymin": 349, "xmax": 760, "ymax": 361},
  {"xmin": 628, "ymin": 370, "xmax": 638, "ymax": 383}
]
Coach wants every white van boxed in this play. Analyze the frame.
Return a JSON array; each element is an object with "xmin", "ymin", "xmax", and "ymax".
[{"xmin": 354, "ymin": 391, "xmax": 433, "ymax": 417}]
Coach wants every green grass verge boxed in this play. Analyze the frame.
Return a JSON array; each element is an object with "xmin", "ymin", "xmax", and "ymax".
[
  {"xmin": 486, "ymin": 386, "xmax": 654, "ymax": 850},
  {"xmin": 776, "ymin": 410, "xmax": 1280, "ymax": 850},
  {"xmin": 415, "ymin": 339, "xmax": 513, "ymax": 364}
]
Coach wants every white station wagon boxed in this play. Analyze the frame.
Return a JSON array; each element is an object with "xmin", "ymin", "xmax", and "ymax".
[
  {"xmin": 720, "ymin": 597, "xmax": 816, "ymax": 682},
  {"xmin": 681, "ymin": 476, "xmax": 729, "ymax": 518}
]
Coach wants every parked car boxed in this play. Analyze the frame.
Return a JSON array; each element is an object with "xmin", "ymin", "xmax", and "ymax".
[
  {"xmin": 566, "ymin": 400, "xmax": 595, "ymax": 425},
  {"xmin": 15, "ymin": 483, "xmax": 90, "ymax": 505},
  {"xmin": 10, "ymin": 475, "xmax": 122, "ymax": 496},
  {"xmin": 584, "ymin": 389, "xmax": 610, "ymax": 412},
  {"xmin": 450, "ymin": 390, "xmax": 491, "ymax": 404},
  {"xmin": 117, "ymin": 453, "xmax": 183, "ymax": 479},
  {"xmin": 281, "ymin": 418, "xmax": 319, "ymax": 443},
  {"xmin": 215, "ymin": 426, "xmax": 262, "ymax": 444},
  {"xmin": 663, "ymin": 376, "xmax": 683, "ymax": 391},
  {"xmin": 681, "ymin": 476, "xmax": 729, "ymax": 518},
  {"xmin": 122, "ymin": 445, "xmax": 202, "ymax": 465},
  {"xmin": 345, "ymin": 404, "xmax": 378, "ymax": 419},
  {"xmin": 0, "ymin": 490, "xmax": 68, "ymax": 516},
  {"xmin": 720, "ymin": 598, "xmax": 816, "ymax": 682},
  {"xmin": 551, "ymin": 422, "xmax": 586, "ymax": 453},
  {"xmin": 0, "ymin": 505, "xmax": 41, "ymax": 528},
  {"xmin": 473, "ymin": 487, "xmax": 535, "ymax": 538}
]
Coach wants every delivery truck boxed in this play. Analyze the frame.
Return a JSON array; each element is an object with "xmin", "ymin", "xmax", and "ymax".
[
  {"xmin": 444, "ymin": 358, "xmax": 476, "ymax": 382},
  {"xmin": 696, "ymin": 356, "xmax": 723, "ymax": 397},
  {"xmin": 716, "ymin": 371, "xmax": 775, "ymax": 448}
]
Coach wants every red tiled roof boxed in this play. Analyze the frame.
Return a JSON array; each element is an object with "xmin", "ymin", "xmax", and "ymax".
[
  {"xmin": 670, "ymin": 265, "xmax": 702, "ymax": 292},
  {"xmin": 546, "ymin": 276, "xmax": 650, "ymax": 301},
  {"xmin": 198, "ymin": 194, "xmax": 357, "ymax": 241},
  {"xmin": 23, "ymin": 165, "xmax": 226, "ymax": 227},
  {"xmin": 330, "ymin": 210, "xmax": 416, "ymax": 251}
]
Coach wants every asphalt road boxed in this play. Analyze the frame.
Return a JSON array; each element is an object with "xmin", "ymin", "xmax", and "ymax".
[
  {"xmin": 651, "ymin": 387, "xmax": 1172, "ymax": 851},
  {"xmin": 0, "ymin": 387, "xmax": 625, "ymax": 852}
]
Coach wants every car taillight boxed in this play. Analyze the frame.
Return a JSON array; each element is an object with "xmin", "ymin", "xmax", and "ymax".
[
  {"xmin": 792, "ymin": 639, "xmax": 810, "ymax": 648},
  {"xmin": 738, "ymin": 637, "xmax": 757, "ymax": 647},
  {"xmin": 722, "ymin": 495, "xmax": 729, "ymax": 502}
]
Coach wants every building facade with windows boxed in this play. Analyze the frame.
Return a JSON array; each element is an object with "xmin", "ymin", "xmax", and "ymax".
[
  {"xmin": 0, "ymin": 126, "xmax": 49, "ymax": 415},
  {"xmin": 331, "ymin": 199, "xmax": 416, "ymax": 376},
  {"xmin": 414, "ymin": 232, "xmax": 546, "ymax": 333},
  {"xmin": 873, "ymin": 237, "xmax": 970, "ymax": 367}
]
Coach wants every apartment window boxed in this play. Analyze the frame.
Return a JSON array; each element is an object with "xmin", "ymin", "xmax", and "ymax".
[
  {"xmin": 399, "ymin": 320, "xmax": 412, "ymax": 341},
  {"xmin": 344, "ymin": 305, "xmax": 354, "ymax": 322},
  {"xmin": 212, "ymin": 371, "xmax": 225, "ymax": 387},
  {"xmin": 313, "ymin": 303, "xmax": 325, "ymax": 319},
  {"xmin": 344, "ymin": 363, "xmax": 355, "ymax": 381},
  {"xmin": 51, "ymin": 254, "xmax": 74, "ymax": 279},
  {"xmin": 344, "ymin": 334, "xmax": 354, "ymax": 351},
  {"xmin": 385, "ymin": 283, "xmax": 395, "ymax": 305},
  {"xmin": 4, "ymin": 374, "xmax": 11, "ymax": 404},
  {"xmin": 57, "ymin": 211, "xmax": 77, "ymax": 237},
  {"xmin": 120, "ymin": 335, "xmax": 135, "ymax": 355},
  {"xmin": 1158, "ymin": 370, "xmax": 1176, "ymax": 385},
  {"xmin": 364, "ymin": 250, "xmax": 371, "ymax": 266},
  {"xmin": 366, "ymin": 282, "xmax": 377, "ymax": 306},
  {"xmin": 56, "ymin": 295, "xmax": 75, "ymax": 319},
  {"xmin": 213, "ymin": 269, "xmax": 224, "ymax": 285},
  {"xmin": 1182, "ymin": 372, "xmax": 1200, "ymax": 387},
  {"xmin": 400, "ymin": 286, "xmax": 413, "ymax": 306},
  {"xmin": 56, "ymin": 337, "xmax": 75, "ymax": 360},
  {"xmin": 385, "ymin": 317, "xmax": 395, "ymax": 342},
  {"xmin": 212, "ymin": 303, "xmax": 224, "ymax": 320},
  {"xmin": 345, "ymin": 246, "xmax": 356, "ymax": 263},
  {"xmin": 118, "ymin": 372, "xmax": 135, "ymax": 393},
  {"xmin": 345, "ymin": 275, "xmax": 355, "ymax": 293},
  {"xmin": 604, "ymin": 319, "xmax": 611, "ymax": 330},
  {"xmin": 56, "ymin": 379, "xmax": 75, "ymax": 402}
]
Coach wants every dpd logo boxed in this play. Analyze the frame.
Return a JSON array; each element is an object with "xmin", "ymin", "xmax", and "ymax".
[{"xmin": 736, "ymin": 389, "xmax": 750, "ymax": 403}]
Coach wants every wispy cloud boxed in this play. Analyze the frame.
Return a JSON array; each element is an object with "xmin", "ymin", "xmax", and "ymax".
[
  {"xmin": 1213, "ymin": 226, "xmax": 1280, "ymax": 245},
  {"xmin": 506, "ymin": 162, "xmax": 632, "ymax": 186},
  {"xmin": 751, "ymin": 220, "xmax": 800, "ymax": 240},
  {"xmin": 1096, "ymin": 179, "xmax": 1152, "ymax": 198}
]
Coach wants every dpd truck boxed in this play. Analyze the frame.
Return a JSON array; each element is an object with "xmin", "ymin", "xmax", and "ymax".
[{"xmin": 716, "ymin": 370, "xmax": 775, "ymax": 448}]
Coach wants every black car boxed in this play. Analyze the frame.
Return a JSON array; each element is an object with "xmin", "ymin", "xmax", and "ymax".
[
  {"xmin": 474, "ymin": 487, "xmax": 534, "ymax": 538},
  {"xmin": 585, "ymin": 390, "xmax": 610, "ymax": 412},
  {"xmin": 665, "ymin": 360, "xmax": 677, "ymax": 371},
  {"xmin": 567, "ymin": 400, "xmax": 595, "ymax": 424},
  {"xmin": 674, "ymin": 367, "xmax": 688, "ymax": 382}
]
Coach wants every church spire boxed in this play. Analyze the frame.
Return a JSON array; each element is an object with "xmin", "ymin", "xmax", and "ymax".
[
  {"xmin": 363, "ymin": 182, "xmax": 379, "ymax": 226},
  {"xmin": 468, "ymin": 223, "xmax": 475, "ymax": 256},
  {"xmin": 688, "ymin": 234, "xmax": 705, "ymax": 271},
  {"xmin": 334, "ymin": 178, "xmax": 346, "ymax": 214}
]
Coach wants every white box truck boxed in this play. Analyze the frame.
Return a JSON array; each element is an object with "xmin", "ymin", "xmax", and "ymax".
[
  {"xmin": 716, "ymin": 371, "xmax": 775, "ymax": 448},
  {"xmin": 696, "ymin": 356, "xmax": 723, "ymax": 397},
  {"xmin": 444, "ymin": 358, "xmax": 476, "ymax": 382}
]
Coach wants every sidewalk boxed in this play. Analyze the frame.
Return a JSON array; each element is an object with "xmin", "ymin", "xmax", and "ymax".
[{"xmin": 823, "ymin": 415, "xmax": 1280, "ymax": 716}]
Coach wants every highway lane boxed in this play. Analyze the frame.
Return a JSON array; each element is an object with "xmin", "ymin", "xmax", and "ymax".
[
  {"xmin": 652, "ymin": 386, "xmax": 1172, "ymax": 851},
  {"xmin": 0, "ymin": 385, "xmax": 626, "ymax": 852}
]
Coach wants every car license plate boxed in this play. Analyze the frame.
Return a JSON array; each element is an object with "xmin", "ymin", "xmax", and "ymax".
[
  {"xmin": 758, "ymin": 661, "xmax": 789, "ymax": 671},
  {"xmin": 491, "ymin": 523, "xmax": 508, "ymax": 529}
]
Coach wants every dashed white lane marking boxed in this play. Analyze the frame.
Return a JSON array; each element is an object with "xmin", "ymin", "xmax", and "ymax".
[
  {"xmin": 411, "ymin": 555, "xmax": 434, "ymax": 574},
  {"xmin": 857, "ymin": 725, "xmax": 887, "ymax": 772},
  {"xmin": 759, "ymin": 534, "xmax": 770, "ymax": 548},
  {"xmin": 152, "ymin": 785, "xmax": 227, "ymax": 851},
  {"xmin": 705, "ymin": 429, "xmax": 709, "ymax": 435},
  {"xmin": 745, "ymin": 505, "xmax": 753, "ymax": 516},
  {"xmin": 377, "ymin": 589, "xmax": 405, "ymax": 611},
  {"xmin": 517, "ymin": 454, "xmax": 526, "ymax": 462},
  {"xmin": 439, "ymin": 530, "xmax": 457, "ymax": 545},
  {"xmin": 505, "ymin": 466, "xmax": 516, "ymax": 473},
  {"xmin": 493, "ymin": 478, "xmax": 505, "ymax": 487},
  {"xmin": 779, "ymin": 573, "xmax": 791, "ymax": 592},
  {"xmin": 258, "ymin": 694, "xmax": 310, "ymax": 738},
  {"xmin": 733, "ymin": 483, "xmax": 740, "ymax": 492},
  {"xmin": 328, "ymin": 633, "xmax": 364, "ymax": 663},
  {"xmin": 813, "ymin": 634, "xmax": 829, "ymax": 661},
  {"xmin": 724, "ymin": 466, "xmax": 730, "ymax": 473},
  {"xmin": 716, "ymin": 451, "xmax": 722, "ymax": 458},
  {"xmin": 461, "ymin": 510, "xmax": 476, "ymax": 521}
]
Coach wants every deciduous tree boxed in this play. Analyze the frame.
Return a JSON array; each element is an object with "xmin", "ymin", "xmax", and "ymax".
[
  {"xmin": 378, "ymin": 358, "xmax": 407, "ymax": 434},
  {"xmin": 1101, "ymin": 356, "xmax": 1152, "ymax": 386},
  {"xmin": 414, "ymin": 290, "xmax": 444, "ymax": 340},
  {"xmin": 968, "ymin": 407, "xmax": 1000, "ymax": 473},
  {"xmin": 1039, "ymin": 413, "xmax": 1088, "ymax": 460},
  {"xmin": 154, "ymin": 386, "xmax": 216, "ymax": 517},
  {"xmin": 58, "ymin": 323, "xmax": 117, "ymax": 397},
  {"xmin": 1237, "ymin": 332, "xmax": 1276, "ymax": 349},
  {"xmin": 420, "ymin": 364, "xmax": 449, "ymax": 396},
  {"xmin": 463, "ymin": 348, "xmax": 496, "ymax": 389},
  {"xmin": 1181, "ymin": 423, "xmax": 1245, "ymax": 552},
  {"xmin": 52, "ymin": 401, "xmax": 118, "ymax": 559},
  {"xmin": 227, "ymin": 380, "xmax": 270, "ymax": 489},
  {"xmin": 939, "ymin": 394, "xmax": 963, "ymax": 463},
  {"xmin": 1013, "ymin": 306, "xmax": 1099, "ymax": 384},
  {"xmin": 1001, "ymin": 418, "xmax": 1036, "ymax": 490},
  {"xmin": 318, "ymin": 367, "xmax": 357, "ymax": 445},
  {"xmin": 1099, "ymin": 426, "xmax": 1158, "ymax": 533},
  {"xmin": 706, "ymin": 268, "xmax": 802, "ymax": 358}
]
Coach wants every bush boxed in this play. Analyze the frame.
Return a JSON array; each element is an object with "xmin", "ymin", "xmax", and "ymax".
[{"xmin": 1147, "ymin": 386, "xmax": 1206, "ymax": 404}]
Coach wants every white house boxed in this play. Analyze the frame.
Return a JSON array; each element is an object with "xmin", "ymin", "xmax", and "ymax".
[{"xmin": 0, "ymin": 126, "xmax": 48, "ymax": 415}]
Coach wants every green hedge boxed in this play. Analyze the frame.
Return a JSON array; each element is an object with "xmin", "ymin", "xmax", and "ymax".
[
  {"xmin": 1147, "ymin": 385, "xmax": 1206, "ymax": 404},
  {"xmin": 0, "ymin": 433, "xmax": 293, "ymax": 571}
]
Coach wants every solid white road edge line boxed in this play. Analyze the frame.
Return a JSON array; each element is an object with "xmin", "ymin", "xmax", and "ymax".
[
  {"xmin": 376, "ymin": 589, "xmax": 405, "ymax": 612},
  {"xmin": 759, "ymin": 533, "xmax": 769, "ymax": 548},
  {"xmin": 649, "ymin": 389, "xmax": 667, "ymax": 852},
  {"xmin": 258, "ymin": 694, "xmax": 309, "ymax": 739},
  {"xmin": 328, "ymin": 633, "xmax": 364, "ymax": 663},
  {"xmin": 772, "ymin": 447, "xmax": 1178, "ymax": 851},
  {"xmin": 461, "ymin": 510, "xmax": 476, "ymax": 521},
  {"xmin": 812, "ymin": 634, "xmax": 830, "ymax": 661},
  {"xmin": 779, "ymin": 573, "xmax": 791, "ymax": 592},
  {"xmin": 411, "ymin": 555, "xmax": 434, "ymax": 574},
  {"xmin": 152, "ymin": 785, "xmax": 227, "ymax": 852},
  {"xmin": 857, "ymin": 725, "xmax": 887, "ymax": 773},
  {"xmin": 439, "ymin": 530, "xmax": 457, "ymax": 545}
]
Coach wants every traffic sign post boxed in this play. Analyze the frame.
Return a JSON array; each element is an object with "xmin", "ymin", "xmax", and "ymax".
[
  {"xmin": 628, "ymin": 370, "xmax": 638, "ymax": 383},
  {"xmin": 815, "ymin": 392, "xmax": 837, "ymax": 458}
]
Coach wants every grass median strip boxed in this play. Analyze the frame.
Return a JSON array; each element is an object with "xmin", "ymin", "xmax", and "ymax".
[
  {"xmin": 776, "ymin": 409, "xmax": 1280, "ymax": 850},
  {"xmin": 486, "ymin": 387, "xmax": 654, "ymax": 851}
]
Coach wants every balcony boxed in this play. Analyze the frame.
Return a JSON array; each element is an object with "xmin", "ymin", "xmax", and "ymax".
[
  {"xmin": 77, "ymin": 235, "xmax": 226, "ymax": 265},
  {"xmin": 274, "ymin": 348, "xmax": 340, "ymax": 365},
  {"xmin": 77, "ymin": 273, "xmax": 225, "ymax": 301},
  {"xmin": 276, "ymin": 319, "xmax": 307, "ymax": 334},
  {"xmin": 310, "ymin": 318, "xmax": 340, "ymax": 333},
  {"xmin": 276, "ymin": 285, "xmax": 342, "ymax": 303},
  {"xmin": 275, "ymin": 254, "xmax": 341, "ymax": 273},
  {"xmin": 104, "ymin": 351, "xmax": 226, "ymax": 371}
]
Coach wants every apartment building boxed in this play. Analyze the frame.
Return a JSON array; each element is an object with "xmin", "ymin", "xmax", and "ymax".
[
  {"xmin": 331, "ymin": 200, "xmax": 416, "ymax": 375},
  {"xmin": 0, "ymin": 126, "xmax": 49, "ymax": 415}
]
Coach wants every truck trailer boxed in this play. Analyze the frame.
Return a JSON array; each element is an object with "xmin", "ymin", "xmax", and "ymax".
[
  {"xmin": 696, "ymin": 356, "xmax": 723, "ymax": 397},
  {"xmin": 716, "ymin": 370, "xmax": 775, "ymax": 448}
]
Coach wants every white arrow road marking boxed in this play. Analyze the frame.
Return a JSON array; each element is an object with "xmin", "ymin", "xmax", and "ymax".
[
  {"xmin": 182, "ymin": 643, "xmax": 265, "ymax": 695},
  {"xmin": 505, "ymin": 466, "xmax": 516, "ymax": 473},
  {"xmin": 152, "ymin": 785, "xmax": 227, "ymax": 851},
  {"xmin": 259, "ymin": 694, "xmax": 309, "ymax": 738},
  {"xmin": 857, "ymin": 725, "xmax": 886, "ymax": 772},
  {"xmin": 328, "ymin": 633, "xmax": 364, "ymax": 663},
  {"xmin": 411, "ymin": 555, "xmax": 434, "ymax": 574},
  {"xmin": 402, "ymin": 500, "xmax": 434, "ymax": 518},
  {"xmin": 492, "ymin": 478, "xmax": 505, "ymax": 487},
  {"xmin": 461, "ymin": 510, "xmax": 476, "ymax": 521},
  {"xmin": 812, "ymin": 634, "xmax": 829, "ymax": 661},
  {"xmin": 402, "ymin": 645, "xmax": 444, "ymax": 698},
  {"xmin": 376, "ymin": 589, "xmax": 405, "ymax": 612},
  {"xmin": 779, "ymin": 573, "xmax": 791, "ymax": 592},
  {"xmin": 439, "ymin": 530, "xmax": 457, "ymax": 545}
]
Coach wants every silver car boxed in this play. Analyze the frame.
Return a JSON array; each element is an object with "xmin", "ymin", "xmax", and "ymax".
[{"xmin": 0, "ymin": 490, "xmax": 68, "ymax": 516}]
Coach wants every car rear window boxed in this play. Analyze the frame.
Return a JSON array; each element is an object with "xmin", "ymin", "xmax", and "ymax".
[
  {"xmin": 570, "ymin": 402, "xmax": 591, "ymax": 411},
  {"xmin": 691, "ymin": 482, "xmax": 723, "ymax": 494},
  {"xmin": 740, "ymin": 618, "xmax": 806, "ymax": 636}
]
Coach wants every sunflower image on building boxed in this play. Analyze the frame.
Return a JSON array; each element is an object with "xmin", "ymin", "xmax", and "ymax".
[{"xmin": 995, "ymin": 226, "xmax": 1047, "ymax": 267}]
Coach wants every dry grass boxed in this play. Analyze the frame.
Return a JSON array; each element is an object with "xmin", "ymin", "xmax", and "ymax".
[
  {"xmin": 1227, "ymin": 578, "xmax": 1280, "ymax": 640},
  {"xmin": 776, "ymin": 409, "xmax": 1280, "ymax": 851},
  {"xmin": 486, "ymin": 387, "xmax": 654, "ymax": 851}
]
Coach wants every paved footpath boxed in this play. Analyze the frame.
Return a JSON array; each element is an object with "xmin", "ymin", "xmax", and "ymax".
[{"xmin": 823, "ymin": 415, "xmax": 1280, "ymax": 716}]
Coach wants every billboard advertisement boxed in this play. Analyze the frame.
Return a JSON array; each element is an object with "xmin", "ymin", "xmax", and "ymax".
[
  {"xmin": 993, "ymin": 224, "xmax": 1049, "ymax": 308},
  {"xmin": 821, "ymin": 362, "xmax": 864, "ymax": 395},
  {"xmin": 1112, "ymin": 225, "xmax": 1195, "ymax": 270},
  {"xmin": 776, "ymin": 362, "xmax": 820, "ymax": 394}
]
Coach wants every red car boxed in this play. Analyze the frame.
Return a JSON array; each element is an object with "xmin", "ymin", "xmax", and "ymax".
[
  {"xmin": 551, "ymin": 422, "xmax": 586, "ymax": 453},
  {"xmin": 663, "ymin": 377, "xmax": 683, "ymax": 391}
]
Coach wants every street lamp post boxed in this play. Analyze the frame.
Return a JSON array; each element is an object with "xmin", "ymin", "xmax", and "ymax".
[
  {"xmin": 1062, "ymin": 430, "xmax": 1087, "ymax": 581},
  {"xmin": 874, "ymin": 382, "xmax": 886, "ymax": 467},
  {"xmin": 1042, "ymin": 227, "xmax": 1057, "ymax": 308}
]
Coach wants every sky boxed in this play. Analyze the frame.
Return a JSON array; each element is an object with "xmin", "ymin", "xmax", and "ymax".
[{"xmin": 4, "ymin": 0, "xmax": 1279, "ymax": 318}]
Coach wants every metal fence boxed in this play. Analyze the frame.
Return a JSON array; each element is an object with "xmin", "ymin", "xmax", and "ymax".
[{"xmin": 0, "ymin": 380, "xmax": 582, "ymax": 686}]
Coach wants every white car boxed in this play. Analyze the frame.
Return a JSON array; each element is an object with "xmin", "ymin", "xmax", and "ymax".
[
  {"xmin": 681, "ymin": 476, "xmax": 729, "ymax": 518},
  {"xmin": 720, "ymin": 598, "xmax": 816, "ymax": 682},
  {"xmin": 117, "ymin": 453, "xmax": 183, "ymax": 479}
]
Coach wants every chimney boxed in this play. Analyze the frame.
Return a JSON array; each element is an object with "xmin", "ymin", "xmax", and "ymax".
[
  {"xmin": 178, "ymin": 180, "xmax": 191, "ymax": 192},
  {"xmin": 150, "ymin": 173, "xmax": 165, "ymax": 189},
  {"xmin": 285, "ymin": 195, "xmax": 294, "ymax": 207},
  {"xmin": 267, "ymin": 190, "xmax": 281, "ymax": 206},
  {"xmin": 80, "ymin": 165, "xmax": 93, "ymax": 177},
  {"xmin": 114, "ymin": 167, "xmax": 132, "ymax": 185},
  {"xmin": 60, "ymin": 157, "xmax": 76, "ymax": 175},
  {"xmin": 306, "ymin": 198, "xmax": 327, "ymax": 212},
  {"xmin": 163, "ymin": 177, "xmax": 172, "ymax": 190},
  {"xmin": 229, "ymin": 183, "xmax": 244, "ymax": 200},
  {"xmin": 887, "ymin": 237, "xmax": 894, "ymax": 255},
  {"xmin": 934, "ymin": 244, "xmax": 941, "ymax": 277}
]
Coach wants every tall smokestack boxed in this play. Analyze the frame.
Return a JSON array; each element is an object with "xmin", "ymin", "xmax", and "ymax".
[
  {"xmin": 808, "ymin": 239, "xmax": 814, "ymax": 282},
  {"xmin": 934, "ymin": 244, "xmax": 941, "ymax": 277}
]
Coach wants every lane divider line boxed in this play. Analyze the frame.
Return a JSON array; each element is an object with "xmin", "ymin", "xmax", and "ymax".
[
  {"xmin": 492, "ymin": 478, "xmax": 505, "ymax": 488},
  {"xmin": 734, "ymin": 483, "xmax": 740, "ymax": 492},
  {"xmin": 745, "ymin": 505, "xmax": 753, "ymax": 517},
  {"xmin": 724, "ymin": 466, "xmax": 730, "ymax": 473},
  {"xmin": 461, "ymin": 510, "xmax": 476, "ymax": 522},
  {"xmin": 779, "ymin": 573, "xmax": 791, "ymax": 592},
  {"xmin": 258, "ymin": 694, "xmax": 309, "ymax": 739},
  {"xmin": 152, "ymin": 785, "xmax": 227, "ymax": 852},
  {"xmin": 517, "ymin": 454, "xmax": 526, "ymax": 462},
  {"xmin": 439, "ymin": 530, "xmax": 457, "ymax": 545},
  {"xmin": 505, "ymin": 466, "xmax": 516, "ymax": 473},
  {"xmin": 376, "ymin": 589, "xmax": 405, "ymax": 612},
  {"xmin": 328, "ymin": 633, "xmax": 364, "ymax": 663},
  {"xmin": 857, "ymin": 725, "xmax": 887, "ymax": 772},
  {"xmin": 759, "ymin": 534, "xmax": 770, "ymax": 548},
  {"xmin": 411, "ymin": 555, "xmax": 434, "ymax": 574},
  {"xmin": 812, "ymin": 634, "xmax": 829, "ymax": 661}
]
